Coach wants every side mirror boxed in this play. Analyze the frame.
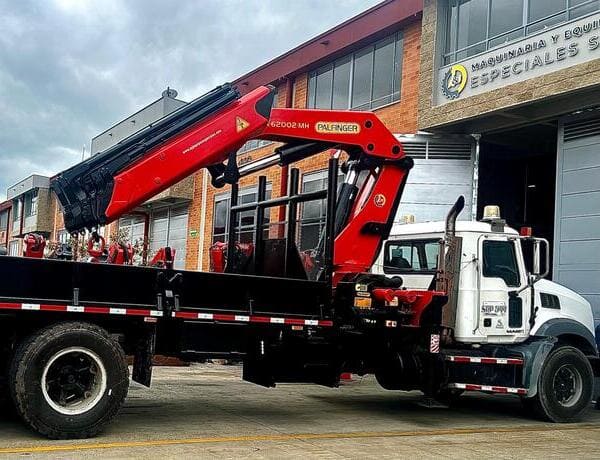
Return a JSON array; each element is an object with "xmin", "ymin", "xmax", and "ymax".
[
  {"xmin": 532, "ymin": 239, "xmax": 541, "ymax": 276},
  {"xmin": 530, "ymin": 237, "xmax": 550, "ymax": 279}
]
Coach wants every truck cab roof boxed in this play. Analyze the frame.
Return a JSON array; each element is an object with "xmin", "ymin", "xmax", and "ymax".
[{"xmin": 389, "ymin": 220, "xmax": 520, "ymax": 238}]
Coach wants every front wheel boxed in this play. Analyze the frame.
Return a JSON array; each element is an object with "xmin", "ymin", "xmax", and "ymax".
[
  {"xmin": 522, "ymin": 346, "xmax": 593, "ymax": 422},
  {"xmin": 9, "ymin": 322, "xmax": 129, "ymax": 439}
]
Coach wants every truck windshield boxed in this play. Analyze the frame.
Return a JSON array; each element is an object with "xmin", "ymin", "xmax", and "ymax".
[{"xmin": 383, "ymin": 239, "xmax": 440, "ymax": 274}]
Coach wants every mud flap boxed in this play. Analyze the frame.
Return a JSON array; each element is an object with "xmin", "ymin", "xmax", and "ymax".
[
  {"xmin": 243, "ymin": 339, "xmax": 275, "ymax": 388},
  {"xmin": 132, "ymin": 323, "xmax": 156, "ymax": 387}
]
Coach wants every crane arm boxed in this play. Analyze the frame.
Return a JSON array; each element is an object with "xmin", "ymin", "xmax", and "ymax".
[{"xmin": 51, "ymin": 84, "xmax": 413, "ymax": 276}]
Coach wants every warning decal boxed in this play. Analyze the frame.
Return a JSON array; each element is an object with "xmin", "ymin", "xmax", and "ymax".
[{"xmin": 236, "ymin": 116, "xmax": 250, "ymax": 132}]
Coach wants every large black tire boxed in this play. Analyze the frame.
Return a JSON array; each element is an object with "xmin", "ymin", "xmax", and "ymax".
[
  {"xmin": 522, "ymin": 346, "xmax": 593, "ymax": 423},
  {"xmin": 9, "ymin": 322, "xmax": 129, "ymax": 439}
]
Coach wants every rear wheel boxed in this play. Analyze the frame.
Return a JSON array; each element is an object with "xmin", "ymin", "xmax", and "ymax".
[
  {"xmin": 522, "ymin": 346, "xmax": 593, "ymax": 422},
  {"xmin": 9, "ymin": 322, "xmax": 129, "ymax": 439}
]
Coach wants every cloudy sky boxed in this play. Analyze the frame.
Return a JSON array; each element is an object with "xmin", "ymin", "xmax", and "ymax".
[{"xmin": 0, "ymin": 0, "xmax": 380, "ymax": 200}]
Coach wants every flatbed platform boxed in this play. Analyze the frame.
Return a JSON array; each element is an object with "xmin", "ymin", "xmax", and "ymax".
[{"xmin": 0, "ymin": 255, "xmax": 332, "ymax": 323}]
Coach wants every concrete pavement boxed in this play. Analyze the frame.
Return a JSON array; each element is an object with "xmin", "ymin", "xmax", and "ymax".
[{"xmin": 0, "ymin": 364, "xmax": 599, "ymax": 458}]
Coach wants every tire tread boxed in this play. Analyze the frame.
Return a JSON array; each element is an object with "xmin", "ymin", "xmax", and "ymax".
[{"xmin": 9, "ymin": 321, "xmax": 128, "ymax": 439}]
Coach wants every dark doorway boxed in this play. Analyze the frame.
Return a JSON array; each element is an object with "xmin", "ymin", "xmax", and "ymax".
[{"xmin": 478, "ymin": 122, "xmax": 557, "ymax": 271}]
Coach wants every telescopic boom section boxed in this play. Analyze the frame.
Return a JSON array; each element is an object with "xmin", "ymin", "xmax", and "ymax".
[
  {"xmin": 52, "ymin": 84, "xmax": 411, "ymax": 277},
  {"xmin": 51, "ymin": 84, "xmax": 273, "ymax": 232}
]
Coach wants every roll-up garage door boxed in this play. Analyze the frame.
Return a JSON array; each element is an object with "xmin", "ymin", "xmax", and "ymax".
[
  {"xmin": 395, "ymin": 134, "xmax": 475, "ymax": 222},
  {"xmin": 556, "ymin": 117, "xmax": 600, "ymax": 326},
  {"xmin": 149, "ymin": 205, "xmax": 189, "ymax": 269}
]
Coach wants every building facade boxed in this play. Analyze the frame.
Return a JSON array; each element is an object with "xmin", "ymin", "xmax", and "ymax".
[
  {"xmin": 0, "ymin": 200, "xmax": 12, "ymax": 254},
  {"xmin": 5, "ymin": 175, "xmax": 55, "ymax": 256},
  {"xmin": 418, "ymin": 0, "xmax": 600, "ymax": 324}
]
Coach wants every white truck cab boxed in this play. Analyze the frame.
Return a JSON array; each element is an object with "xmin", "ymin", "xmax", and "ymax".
[
  {"xmin": 371, "ymin": 203, "xmax": 598, "ymax": 421},
  {"xmin": 373, "ymin": 212, "xmax": 596, "ymax": 349}
]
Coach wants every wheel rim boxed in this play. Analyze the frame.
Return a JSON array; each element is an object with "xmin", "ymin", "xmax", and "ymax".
[
  {"xmin": 552, "ymin": 364, "xmax": 583, "ymax": 408},
  {"xmin": 41, "ymin": 347, "xmax": 107, "ymax": 415}
]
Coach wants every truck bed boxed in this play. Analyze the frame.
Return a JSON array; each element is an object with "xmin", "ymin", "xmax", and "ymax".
[{"xmin": 0, "ymin": 256, "xmax": 331, "ymax": 320}]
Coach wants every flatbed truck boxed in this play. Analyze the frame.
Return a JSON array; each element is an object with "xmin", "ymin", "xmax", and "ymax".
[{"xmin": 0, "ymin": 84, "xmax": 597, "ymax": 439}]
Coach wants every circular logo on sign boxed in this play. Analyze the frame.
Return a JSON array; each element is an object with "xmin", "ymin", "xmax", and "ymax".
[
  {"xmin": 442, "ymin": 64, "xmax": 468, "ymax": 100},
  {"xmin": 374, "ymin": 194, "xmax": 386, "ymax": 207}
]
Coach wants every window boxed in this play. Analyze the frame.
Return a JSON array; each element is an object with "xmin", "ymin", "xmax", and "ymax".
[
  {"xmin": 8, "ymin": 240, "xmax": 20, "ymax": 256},
  {"xmin": 482, "ymin": 240, "xmax": 521, "ymax": 287},
  {"xmin": 383, "ymin": 239, "xmax": 440, "ymax": 274},
  {"xmin": 0, "ymin": 210, "xmax": 8, "ymax": 230},
  {"xmin": 23, "ymin": 190, "xmax": 38, "ymax": 217},
  {"xmin": 149, "ymin": 206, "xmax": 189, "ymax": 269},
  {"xmin": 212, "ymin": 186, "xmax": 272, "ymax": 244},
  {"xmin": 443, "ymin": 0, "xmax": 600, "ymax": 65},
  {"xmin": 299, "ymin": 170, "xmax": 343, "ymax": 251},
  {"xmin": 307, "ymin": 31, "xmax": 403, "ymax": 110},
  {"xmin": 12, "ymin": 198, "xmax": 22, "ymax": 221},
  {"xmin": 238, "ymin": 139, "xmax": 273, "ymax": 154}
]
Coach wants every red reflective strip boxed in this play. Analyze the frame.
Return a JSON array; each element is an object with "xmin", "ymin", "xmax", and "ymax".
[
  {"xmin": 84, "ymin": 306, "xmax": 111, "ymax": 315},
  {"xmin": 40, "ymin": 304, "xmax": 68, "ymax": 312},
  {"xmin": 174, "ymin": 312, "xmax": 333, "ymax": 327},
  {"xmin": 214, "ymin": 313, "xmax": 236, "ymax": 322},
  {"xmin": 250, "ymin": 316, "xmax": 271, "ymax": 323},
  {"xmin": 0, "ymin": 301, "xmax": 334, "ymax": 327},
  {"xmin": 285, "ymin": 318, "xmax": 306, "ymax": 326},
  {"xmin": 448, "ymin": 356, "xmax": 524, "ymax": 365},
  {"xmin": 452, "ymin": 383, "xmax": 527, "ymax": 394},
  {"xmin": 118, "ymin": 308, "xmax": 151, "ymax": 316},
  {"xmin": 174, "ymin": 311, "xmax": 198, "ymax": 319},
  {"xmin": 0, "ymin": 302, "xmax": 21, "ymax": 310}
]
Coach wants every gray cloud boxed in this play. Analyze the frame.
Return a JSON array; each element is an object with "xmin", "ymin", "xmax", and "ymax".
[{"xmin": 0, "ymin": 0, "xmax": 380, "ymax": 200}]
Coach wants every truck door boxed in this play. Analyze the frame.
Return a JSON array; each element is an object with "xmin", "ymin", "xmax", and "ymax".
[{"xmin": 478, "ymin": 237, "xmax": 530, "ymax": 342}]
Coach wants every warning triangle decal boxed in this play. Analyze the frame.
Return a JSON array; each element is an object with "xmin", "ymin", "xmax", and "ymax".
[{"xmin": 236, "ymin": 116, "xmax": 250, "ymax": 132}]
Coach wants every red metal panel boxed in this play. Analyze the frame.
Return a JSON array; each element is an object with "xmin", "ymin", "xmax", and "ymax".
[{"xmin": 104, "ymin": 87, "xmax": 274, "ymax": 221}]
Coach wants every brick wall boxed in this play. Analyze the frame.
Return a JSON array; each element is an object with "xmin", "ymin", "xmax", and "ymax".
[{"xmin": 188, "ymin": 19, "xmax": 422, "ymax": 271}]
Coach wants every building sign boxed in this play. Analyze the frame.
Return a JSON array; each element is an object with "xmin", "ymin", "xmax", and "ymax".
[{"xmin": 436, "ymin": 13, "xmax": 600, "ymax": 105}]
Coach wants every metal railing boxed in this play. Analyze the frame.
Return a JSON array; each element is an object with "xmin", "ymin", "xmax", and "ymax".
[{"xmin": 227, "ymin": 158, "xmax": 338, "ymax": 282}]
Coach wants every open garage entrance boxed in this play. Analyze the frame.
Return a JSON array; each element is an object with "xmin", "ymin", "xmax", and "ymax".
[{"xmin": 477, "ymin": 122, "xmax": 558, "ymax": 272}]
